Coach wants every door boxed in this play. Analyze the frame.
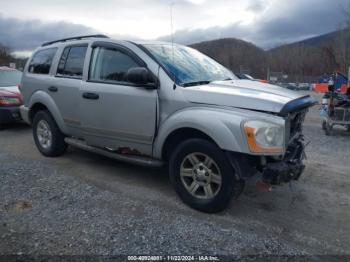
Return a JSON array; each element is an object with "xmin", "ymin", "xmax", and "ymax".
[
  {"xmin": 80, "ymin": 44, "xmax": 158, "ymax": 155},
  {"xmin": 51, "ymin": 44, "xmax": 88, "ymax": 135}
]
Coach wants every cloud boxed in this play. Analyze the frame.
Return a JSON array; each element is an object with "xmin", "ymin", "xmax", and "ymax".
[
  {"xmin": 158, "ymin": 23, "xmax": 251, "ymax": 45},
  {"xmin": 159, "ymin": 0, "xmax": 350, "ymax": 48},
  {"xmin": 0, "ymin": 0, "xmax": 349, "ymax": 55},
  {"xmin": 246, "ymin": 0, "xmax": 266, "ymax": 13},
  {"xmin": 0, "ymin": 15, "xmax": 99, "ymax": 52}
]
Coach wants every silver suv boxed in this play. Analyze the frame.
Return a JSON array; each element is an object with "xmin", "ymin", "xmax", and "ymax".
[{"xmin": 20, "ymin": 35, "xmax": 315, "ymax": 212}]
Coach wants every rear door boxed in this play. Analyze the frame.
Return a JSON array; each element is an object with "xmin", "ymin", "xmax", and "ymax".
[
  {"xmin": 51, "ymin": 44, "xmax": 88, "ymax": 135},
  {"xmin": 80, "ymin": 43, "xmax": 158, "ymax": 155}
]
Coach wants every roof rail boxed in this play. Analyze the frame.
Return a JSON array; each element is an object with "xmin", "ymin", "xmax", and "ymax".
[{"xmin": 41, "ymin": 34, "xmax": 109, "ymax": 47}]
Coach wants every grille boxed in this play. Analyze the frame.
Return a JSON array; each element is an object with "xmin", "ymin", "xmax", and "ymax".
[{"xmin": 288, "ymin": 109, "xmax": 307, "ymax": 140}]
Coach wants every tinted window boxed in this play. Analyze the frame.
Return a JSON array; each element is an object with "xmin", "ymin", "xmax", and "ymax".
[
  {"xmin": 0, "ymin": 70, "xmax": 22, "ymax": 87},
  {"xmin": 57, "ymin": 46, "xmax": 87, "ymax": 78},
  {"xmin": 28, "ymin": 48, "xmax": 57, "ymax": 74},
  {"xmin": 89, "ymin": 47, "xmax": 140, "ymax": 83}
]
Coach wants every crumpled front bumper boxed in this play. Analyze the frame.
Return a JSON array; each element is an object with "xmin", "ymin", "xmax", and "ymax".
[{"xmin": 262, "ymin": 136, "xmax": 306, "ymax": 185}]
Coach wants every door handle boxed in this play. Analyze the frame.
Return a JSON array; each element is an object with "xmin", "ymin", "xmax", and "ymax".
[
  {"xmin": 82, "ymin": 92, "xmax": 99, "ymax": 100},
  {"xmin": 48, "ymin": 86, "xmax": 58, "ymax": 92}
]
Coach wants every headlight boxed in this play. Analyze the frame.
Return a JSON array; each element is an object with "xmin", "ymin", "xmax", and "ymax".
[
  {"xmin": 0, "ymin": 97, "xmax": 21, "ymax": 106},
  {"xmin": 244, "ymin": 120, "xmax": 284, "ymax": 153}
]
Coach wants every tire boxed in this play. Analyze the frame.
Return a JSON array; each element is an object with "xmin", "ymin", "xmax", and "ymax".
[
  {"xmin": 169, "ymin": 138, "xmax": 243, "ymax": 213},
  {"xmin": 32, "ymin": 110, "xmax": 67, "ymax": 157},
  {"xmin": 324, "ymin": 121, "xmax": 332, "ymax": 136}
]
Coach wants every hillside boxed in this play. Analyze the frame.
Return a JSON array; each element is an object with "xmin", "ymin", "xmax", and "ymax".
[
  {"xmin": 267, "ymin": 27, "xmax": 350, "ymax": 79},
  {"xmin": 190, "ymin": 38, "xmax": 267, "ymax": 78},
  {"xmin": 270, "ymin": 27, "xmax": 350, "ymax": 50},
  {"xmin": 190, "ymin": 28, "xmax": 350, "ymax": 80}
]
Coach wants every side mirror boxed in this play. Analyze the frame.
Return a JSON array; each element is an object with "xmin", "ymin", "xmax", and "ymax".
[{"xmin": 127, "ymin": 67, "xmax": 157, "ymax": 89}]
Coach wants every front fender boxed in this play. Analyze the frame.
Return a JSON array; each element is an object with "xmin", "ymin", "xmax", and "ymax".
[
  {"xmin": 29, "ymin": 90, "xmax": 68, "ymax": 134},
  {"xmin": 153, "ymin": 107, "xmax": 250, "ymax": 159}
]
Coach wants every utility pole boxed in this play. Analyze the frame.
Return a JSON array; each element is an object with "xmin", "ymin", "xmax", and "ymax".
[
  {"xmin": 348, "ymin": 66, "xmax": 350, "ymax": 87},
  {"xmin": 267, "ymin": 67, "xmax": 270, "ymax": 81}
]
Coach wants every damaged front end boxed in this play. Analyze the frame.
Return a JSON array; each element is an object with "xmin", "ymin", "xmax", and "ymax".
[
  {"xmin": 232, "ymin": 107, "xmax": 311, "ymax": 190},
  {"xmin": 226, "ymin": 96, "xmax": 316, "ymax": 190},
  {"xmin": 261, "ymin": 135, "xmax": 306, "ymax": 185},
  {"xmin": 262, "ymin": 107, "xmax": 309, "ymax": 185}
]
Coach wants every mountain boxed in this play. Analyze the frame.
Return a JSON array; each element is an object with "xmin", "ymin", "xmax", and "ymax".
[
  {"xmin": 269, "ymin": 27, "xmax": 350, "ymax": 51},
  {"xmin": 190, "ymin": 38, "xmax": 267, "ymax": 78},
  {"xmin": 267, "ymin": 27, "xmax": 350, "ymax": 79},
  {"xmin": 190, "ymin": 28, "xmax": 350, "ymax": 80}
]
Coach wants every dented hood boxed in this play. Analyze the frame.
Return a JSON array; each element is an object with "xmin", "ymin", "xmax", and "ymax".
[{"xmin": 182, "ymin": 80, "xmax": 315, "ymax": 115}]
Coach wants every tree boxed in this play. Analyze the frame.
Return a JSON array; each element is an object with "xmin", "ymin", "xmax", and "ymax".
[{"xmin": 0, "ymin": 43, "xmax": 12, "ymax": 66}]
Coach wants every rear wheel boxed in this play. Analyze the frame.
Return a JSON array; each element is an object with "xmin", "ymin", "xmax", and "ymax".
[
  {"xmin": 169, "ymin": 138, "xmax": 243, "ymax": 213},
  {"xmin": 33, "ymin": 110, "xmax": 67, "ymax": 157}
]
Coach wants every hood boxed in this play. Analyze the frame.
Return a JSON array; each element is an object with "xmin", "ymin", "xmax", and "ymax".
[
  {"xmin": 0, "ymin": 85, "xmax": 20, "ymax": 95},
  {"xmin": 182, "ymin": 80, "xmax": 314, "ymax": 115}
]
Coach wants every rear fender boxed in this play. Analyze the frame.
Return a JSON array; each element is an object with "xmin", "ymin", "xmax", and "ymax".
[{"xmin": 28, "ymin": 90, "xmax": 68, "ymax": 134}]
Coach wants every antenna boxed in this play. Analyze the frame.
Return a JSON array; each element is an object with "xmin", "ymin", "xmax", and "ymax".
[{"xmin": 170, "ymin": 2, "xmax": 177, "ymax": 90}]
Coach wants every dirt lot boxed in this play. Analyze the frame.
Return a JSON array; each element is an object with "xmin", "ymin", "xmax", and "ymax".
[{"xmin": 1, "ymin": 92, "xmax": 350, "ymax": 258}]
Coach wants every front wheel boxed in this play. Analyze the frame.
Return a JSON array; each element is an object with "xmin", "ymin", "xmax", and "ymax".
[
  {"xmin": 169, "ymin": 138, "xmax": 243, "ymax": 213},
  {"xmin": 33, "ymin": 110, "xmax": 67, "ymax": 157}
]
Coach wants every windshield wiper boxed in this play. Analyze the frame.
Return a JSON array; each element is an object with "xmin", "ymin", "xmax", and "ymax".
[{"xmin": 182, "ymin": 81, "xmax": 211, "ymax": 87}]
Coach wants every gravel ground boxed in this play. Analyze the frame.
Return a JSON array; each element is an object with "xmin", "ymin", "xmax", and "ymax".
[{"xmin": 1, "ymin": 91, "xmax": 350, "ymax": 259}]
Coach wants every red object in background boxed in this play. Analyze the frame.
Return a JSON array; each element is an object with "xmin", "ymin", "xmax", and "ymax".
[
  {"xmin": 259, "ymin": 79, "xmax": 269, "ymax": 84},
  {"xmin": 0, "ymin": 89, "xmax": 22, "ymax": 106},
  {"xmin": 340, "ymin": 84, "xmax": 348, "ymax": 94},
  {"xmin": 313, "ymin": 83, "xmax": 329, "ymax": 93}
]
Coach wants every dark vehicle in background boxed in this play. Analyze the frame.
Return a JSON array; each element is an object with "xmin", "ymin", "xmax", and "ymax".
[
  {"xmin": 278, "ymin": 82, "xmax": 311, "ymax": 91},
  {"xmin": 0, "ymin": 67, "xmax": 23, "ymax": 129},
  {"xmin": 236, "ymin": 73, "xmax": 269, "ymax": 84},
  {"xmin": 236, "ymin": 73, "xmax": 256, "ymax": 80}
]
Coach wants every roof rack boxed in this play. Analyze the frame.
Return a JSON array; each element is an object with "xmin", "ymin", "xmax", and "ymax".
[{"xmin": 41, "ymin": 34, "xmax": 109, "ymax": 47}]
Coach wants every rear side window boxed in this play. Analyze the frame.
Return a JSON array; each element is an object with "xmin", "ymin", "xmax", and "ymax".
[
  {"xmin": 57, "ymin": 45, "xmax": 87, "ymax": 78},
  {"xmin": 89, "ymin": 47, "xmax": 140, "ymax": 83},
  {"xmin": 28, "ymin": 48, "xmax": 57, "ymax": 74}
]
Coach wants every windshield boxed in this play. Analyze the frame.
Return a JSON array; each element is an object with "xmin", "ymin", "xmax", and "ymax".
[
  {"xmin": 0, "ymin": 70, "xmax": 22, "ymax": 87},
  {"xmin": 143, "ymin": 44, "xmax": 237, "ymax": 86}
]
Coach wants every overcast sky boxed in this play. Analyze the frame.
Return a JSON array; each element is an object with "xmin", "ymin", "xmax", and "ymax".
[{"xmin": 0, "ymin": 0, "xmax": 349, "ymax": 56}]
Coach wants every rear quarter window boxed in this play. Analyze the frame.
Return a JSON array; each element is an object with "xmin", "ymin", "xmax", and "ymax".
[{"xmin": 28, "ymin": 48, "xmax": 57, "ymax": 75}]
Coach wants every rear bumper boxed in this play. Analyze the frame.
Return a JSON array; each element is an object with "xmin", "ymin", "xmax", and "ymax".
[
  {"xmin": 19, "ymin": 105, "xmax": 30, "ymax": 124},
  {"xmin": 0, "ymin": 106, "xmax": 22, "ymax": 124},
  {"xmin": 262, "ymin": 136, "xmax": 306, "ymax": 185}
]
